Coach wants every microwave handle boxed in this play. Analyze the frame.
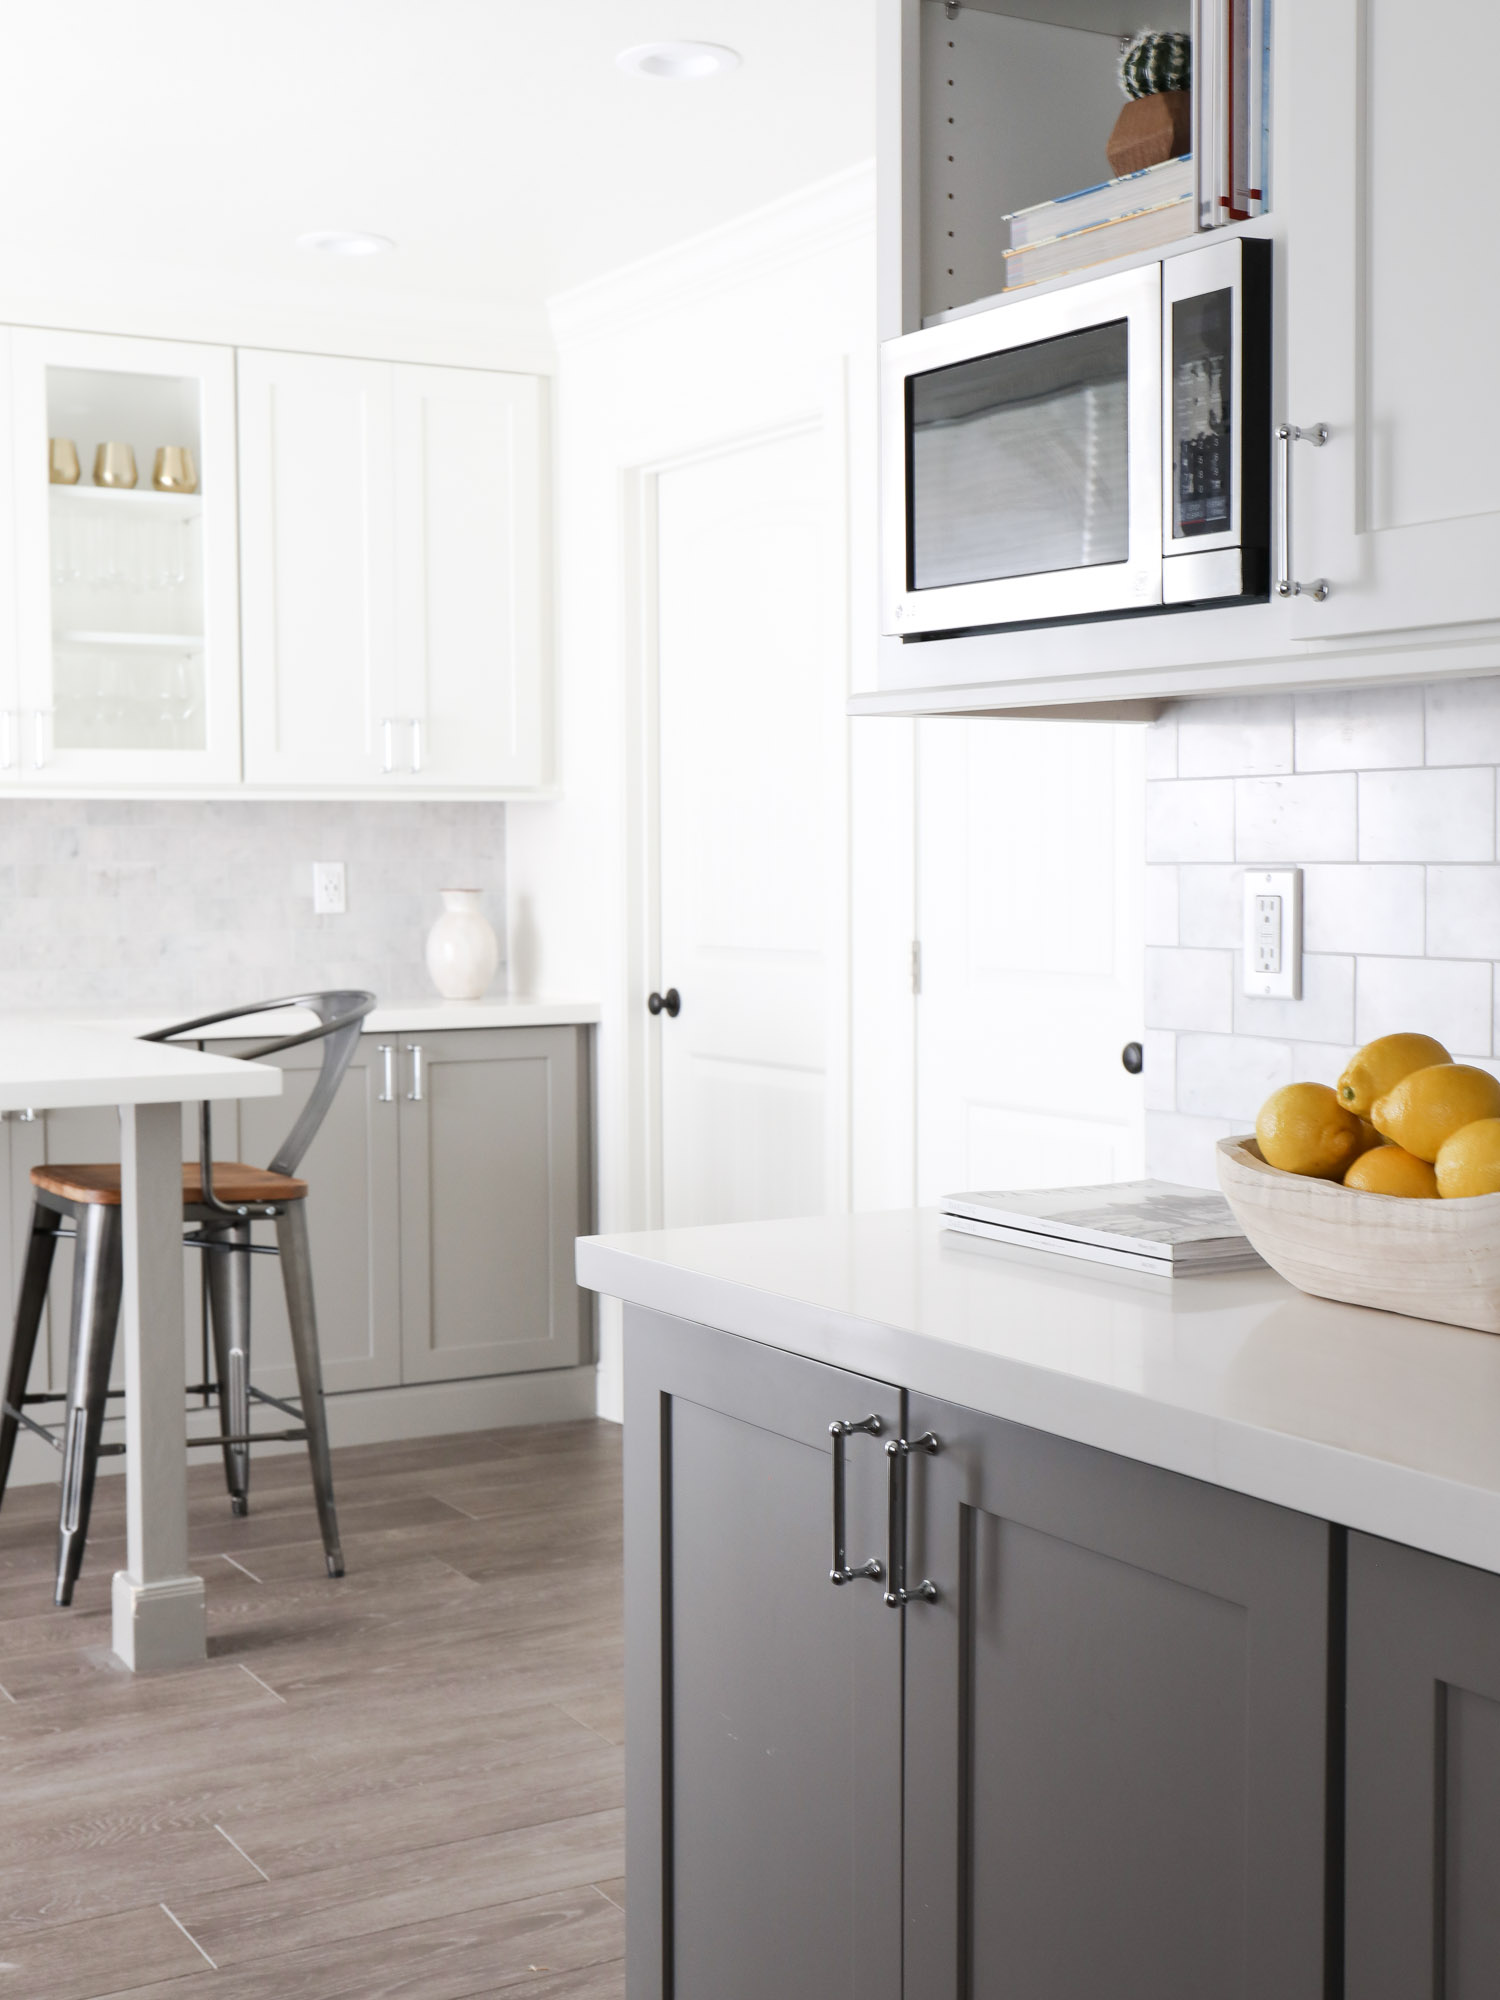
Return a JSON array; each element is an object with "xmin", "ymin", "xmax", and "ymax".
[{"xmin": 1275, "ymin": 424, "xmax": 1330, "ymax": 602}]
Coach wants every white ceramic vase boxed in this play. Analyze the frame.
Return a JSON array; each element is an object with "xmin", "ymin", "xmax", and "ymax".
[{"xmin": 425, "ymin": 888, "xmax": 500, "ymax": 1001}]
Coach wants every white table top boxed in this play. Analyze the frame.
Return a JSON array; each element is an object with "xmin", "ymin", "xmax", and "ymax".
[
  {"xmin": 55, "ymin": 998, "xmax": 600, "ymax": 1040},
  {"xmin": 0, "ymin": 1021, "xmax": 282, "ymax": 1112},
  {"xmin": 578, "ymin": 1207, "xmax": 1500, "ymax": 1578}
]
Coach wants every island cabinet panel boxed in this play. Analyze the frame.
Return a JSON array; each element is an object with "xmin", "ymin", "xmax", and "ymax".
[
  {"xmin": 623, "ymin": 1306, "xmax": 902, "ymax": 2000},
  {"xmin": 903, "ymin": 1397, "xmax": 1333, "ymax": 2000},
  {"xmin": 1346, "ymin": 1532, "xmax": 1500, "ymax": 2000}
]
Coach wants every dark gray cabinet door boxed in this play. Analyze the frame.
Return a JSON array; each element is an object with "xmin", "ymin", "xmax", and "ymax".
[
  {"xmin": 399, "ymin": 1026, "xmax": 591, "ymax": 1380},
  {"xmin": 904, "ymin": 1395, "xmax": 1332, "ymax": 2000},
  {"xmin": 1347, "ymin": 1531, "xmax": 1500, "ymax": 2000},
  {"xmin": 623, "ymin": 1305, "xmax": 902, "ymax": 2000}
]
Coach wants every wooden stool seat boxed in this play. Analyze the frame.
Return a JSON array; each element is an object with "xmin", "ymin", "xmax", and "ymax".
[{"xmin": 31, "ymin": 1162, "xmax": 309, "ymax": 1207}]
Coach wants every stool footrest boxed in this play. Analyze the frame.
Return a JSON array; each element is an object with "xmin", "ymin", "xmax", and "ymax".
[
  {"xmin": 3, "ymin": 1400, "xmax": 64, "ymax": 1451},
  {"xmin": 187, "ymin": 1429, "xmax": 308, "ymax": 1447}
]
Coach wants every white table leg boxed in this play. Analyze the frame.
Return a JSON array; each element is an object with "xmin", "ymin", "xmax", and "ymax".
[{"xmin": 112, "ymin": 1100, "xmax": 205, "ymax": 1671}]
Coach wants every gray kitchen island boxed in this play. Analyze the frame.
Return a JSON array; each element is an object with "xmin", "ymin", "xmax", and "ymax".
[{"xmin": 578, "ymin": 1206, "xmax": 1500, "ymax": 2000}]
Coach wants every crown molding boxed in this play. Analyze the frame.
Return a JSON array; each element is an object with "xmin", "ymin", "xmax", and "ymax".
[{"xmin": 547, "ymin": 160, "xmax": 876, "ymax": 346}]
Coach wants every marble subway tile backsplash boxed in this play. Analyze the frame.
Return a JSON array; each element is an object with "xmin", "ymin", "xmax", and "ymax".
[
  {"xmin": 1144, "ymin": 677, "xmax": 1500, "ymax": 1188},
  {"xmin": 0, "ymin": 800, "xmax": 505, "ymax": 1016}
]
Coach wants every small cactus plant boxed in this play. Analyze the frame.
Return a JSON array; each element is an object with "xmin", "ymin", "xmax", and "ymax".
[{"xmin": 1118, "ymin": 29, "xmax": 1192, "ymax": 98}]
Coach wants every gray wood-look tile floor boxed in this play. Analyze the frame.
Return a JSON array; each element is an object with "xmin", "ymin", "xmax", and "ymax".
[{"xmin": 0, "ymin": 1421, "xmax": 625, "ymax": 1999}]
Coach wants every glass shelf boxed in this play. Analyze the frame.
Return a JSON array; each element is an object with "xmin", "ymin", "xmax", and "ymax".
[{"xmin": 51, "ymin": 484, "xmax": 202, "ymax": 514}]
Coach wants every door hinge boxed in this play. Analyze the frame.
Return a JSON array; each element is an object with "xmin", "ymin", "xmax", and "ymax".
[{"xmin": 910, "ymin": 940, "xmax": 922, "ymax": 997}]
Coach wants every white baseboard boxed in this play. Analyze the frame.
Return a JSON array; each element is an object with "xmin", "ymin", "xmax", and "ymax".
[{"xmin": 3, "ymin": 1366, "xmax": 600, "ymax": 1489}]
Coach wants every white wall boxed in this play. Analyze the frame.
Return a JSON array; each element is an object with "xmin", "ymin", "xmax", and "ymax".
[
  {"xmin": 1143, "ymin": 679, "xmax": 1500, "ymax": 1185},
  {"xmin": 508, "ymin": 163, "xmax": 914, "ymax": 1419}
]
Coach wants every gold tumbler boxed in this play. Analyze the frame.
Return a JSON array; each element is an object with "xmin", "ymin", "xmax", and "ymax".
[
  {"xmin": 48, "ymin": 438, "xmax": 80, "ymax": 485},
  {"xmin": 152, "ymin": 445, "xmax": 198, "ymax": 494},
  {"xmin": 93, "ymin": 441, "xmax": 138, "ymax": 489}
]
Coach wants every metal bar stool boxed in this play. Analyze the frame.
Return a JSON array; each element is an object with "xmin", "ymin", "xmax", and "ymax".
[{"xmin": 0, "ymin": 990, "xmax": 375, "ymax": 1606}]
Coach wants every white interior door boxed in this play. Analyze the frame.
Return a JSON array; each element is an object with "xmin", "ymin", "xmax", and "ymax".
[
  {"xmin": 916, "ymin": 719, "xmax": 1145, "ymax": 1200},
  {"xmin": 392, "ymin": 364, "xmax": 546, "ymax": 788},
  {"xmin": 655, "ymin": 421, "xmax": 846, "ymax": 1229}
]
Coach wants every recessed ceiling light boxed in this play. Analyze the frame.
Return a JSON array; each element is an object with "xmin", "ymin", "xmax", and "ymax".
[
  {"xmin": 616, "ymin": 41, "xmax": 741, "ymax": 81},
  {"xmin": 296, "ymin": 229, "xmax": 395, "ymax": 258}
]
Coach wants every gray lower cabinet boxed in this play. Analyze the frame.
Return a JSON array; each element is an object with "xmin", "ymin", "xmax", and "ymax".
[
  {"xmin": 905, "ymin": 1392, "xmax": 1332, "ymax": 2000},
  {"xmin": 625, "ymin": 1309, "xmax": 1334, "ymax": 2000},
  {"xmin": 623, "ymin": 1306, "xmax": 902, "ymax": 2000},
  {"xmin": 0, "ymin": 1026, "xmax": 591, "ymax": 1404},
  {"xmin": 1346, "ymin": 1530, "xmax": 1500, "ymax": 1999},
  {"xmin": 398, "ymin": 1027, "xmax": 590, "ymax": 1381}
]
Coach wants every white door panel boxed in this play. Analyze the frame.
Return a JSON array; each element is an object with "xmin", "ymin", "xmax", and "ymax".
[
  {"xmin": 917, "ymin": 719, "xmax": 1145, "ymax": 1202},
  {"xmin": 656, "ymin": 420, "xmax": 845, "ymax": 1229},
  {"xmin": 238, "ymin": 350, "xmax": 396, "ymax": 785},
  {"xmin": 393, "ymin": 365, "xmax": 546, "ymax": 788}
]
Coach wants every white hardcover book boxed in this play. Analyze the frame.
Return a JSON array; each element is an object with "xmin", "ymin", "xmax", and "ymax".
[{"xmin": 940, "ymin": 1181, "xmax": 1263, "ymax": 1272}]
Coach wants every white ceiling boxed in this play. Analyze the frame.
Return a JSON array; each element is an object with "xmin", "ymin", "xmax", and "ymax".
[{"xmin": 0, "ymin": 1, "xmax": 875, "ymax": 347}]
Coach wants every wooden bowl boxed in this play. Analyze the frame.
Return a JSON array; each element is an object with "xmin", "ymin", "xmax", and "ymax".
[{"xmin": 1216, "ymin": 1134, "xmax": 1500, "ymax": 1335}]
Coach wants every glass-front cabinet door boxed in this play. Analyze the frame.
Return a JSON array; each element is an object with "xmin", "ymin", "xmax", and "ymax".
[{"xmin": 7, "ymin": 329, "xmax": 241, "ymax": 788}]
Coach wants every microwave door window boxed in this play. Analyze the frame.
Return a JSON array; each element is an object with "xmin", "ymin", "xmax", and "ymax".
[
  {"xmin": 1171, "ymin": 288, "xmax": 1232, "ymax": 539},
  {"xmin": 908, "ymin": 320, "xmax": 1130, "ymax": 592}
]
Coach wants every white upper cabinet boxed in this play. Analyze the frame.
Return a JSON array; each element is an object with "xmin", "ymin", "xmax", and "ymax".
[
  {"xmin": 240, "ymin": 351, "xmax": 548, "ymax": 793},
  {"xmin": 1281, "ymin": 0, "xmax": 1500, "ymax": 641},
  {"xmin": 867, "ymin": 0, "xmax": 1500, "ymax": 714},
  {"xmin": 6, "ymin": 328, "xmax": 241, "ymax": 787},
  {"xmin": 391, "ymin": 366, "xmax": 547, "ymax": 790},
  {"xmin": 238, "ymin": 349, "xmax": 398, "ymax": 787}
]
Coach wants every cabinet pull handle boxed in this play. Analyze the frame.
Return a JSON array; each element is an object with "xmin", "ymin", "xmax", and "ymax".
[
  {"xmin": 409, "ymin": 717, "xmax": 424, "ymax": 774},
  {"xmin": 1274, "ymin": 423, "xmax": 1330, "ymax": 603},
  {"xmin": 407, "ymin": 1043, "xmax": 424, "ymax": 1102},
  {"xmin": 884, "ymin": 1432, "xmax": 940, "ymax": 1608},
  {"xmin": 381, "ymin": 716, "xmax": 397, "ymax": 775},
  {"xmin": 828, "ymin": 1416, "xmax": 884, "ymax": 1586},
  {"xmin": 377, "ymin": 1043, "xmax": 395, "ymax": 1103}
]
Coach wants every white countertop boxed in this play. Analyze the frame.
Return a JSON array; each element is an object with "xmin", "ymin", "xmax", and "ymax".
[
  {"xmin": 44, "ymin": 998, "xmax": 600, "ymax": 1041},
  {"xmin": 0, "ymin": 1020, "xmax": 281, "ymax": 1111},
  {"xmin": 578, "ymin": 1207, "xmax": 1500, "ymax": 1578}
]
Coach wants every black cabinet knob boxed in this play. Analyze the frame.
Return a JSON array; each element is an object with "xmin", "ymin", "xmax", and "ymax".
[
  {"xmin": 1121, "ymin": 1041, "xmax": 1144, "ymax": 1075},
  {"xmin": 648, "ymin": 988, "xmax": 682, "ymax": 1019}
]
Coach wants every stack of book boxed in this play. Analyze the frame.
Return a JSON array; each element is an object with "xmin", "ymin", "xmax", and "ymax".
[
  {"xmin": 1002, "ymin": 155, "xmax": 1194, "ymax": 290},
  {"xmin": 1196, "ymin": 0, "xmax": 1271, "ymax": 226},
  {"xmin": 940, "ymin": 1180, "xmax": 1264, "ymax": 1277}
]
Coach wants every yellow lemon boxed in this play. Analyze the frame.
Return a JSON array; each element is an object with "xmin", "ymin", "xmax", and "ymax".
[
  {"xmin": 1435, "ymin": 1118, "xmax": 1500, "ymax": 1198},
  {"xmin": 1371, "ymin": 1064, "xmax": 1500, "ymax": 1162},
  {"xmin": 1256, "ymin": 1082, "xmax": 1367, "ymax": 1179},
  {"xmin": 1344, "ymin": 1145, "xmax": 1438, "ymax": 1198},
  {"xmin": 1336, "ymin": 1032, "xmax": 1453, "ymax": 1114}
]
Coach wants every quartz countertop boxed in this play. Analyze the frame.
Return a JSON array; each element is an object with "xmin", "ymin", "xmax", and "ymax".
[
  {"xmin": 578, "ymin": 1207, "xmax": 1500, "ymax": 1577},
  {"xmin": 36, "ymin": 998, "xmax": 600, "ymax": 1040},
  {"xmin": 0, "ymin": 1020, "xmax": 280, "ymax": 1111}
]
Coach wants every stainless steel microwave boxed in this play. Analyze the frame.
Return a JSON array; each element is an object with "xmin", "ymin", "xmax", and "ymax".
[{"xmin": 880, "ymin": 238, "xmax": 1270, "ymax": 638}]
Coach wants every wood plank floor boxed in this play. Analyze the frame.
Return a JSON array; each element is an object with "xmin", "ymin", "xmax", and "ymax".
[{"xmin": 0, "ymin": 1421, "xmax": 625, "ymax": 2000}]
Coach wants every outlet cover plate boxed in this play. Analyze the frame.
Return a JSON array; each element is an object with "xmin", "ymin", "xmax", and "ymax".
[
  {"xmin": 312, "ymin": 860, "xmax": 346, "ymax": 915},
  {"xmin": 1242, "ymin": 867, "xmax": 1301, "ymax": 999}
]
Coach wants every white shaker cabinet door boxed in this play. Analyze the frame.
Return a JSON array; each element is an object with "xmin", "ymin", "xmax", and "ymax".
[
  {"xmin": 238, "ymin": 350, "xmax": 398, "ymax": 786},
  {"xmin": 1281, "ymin": 0, "xmax": 1500, "ymax": 641},
  {"xmin": 391, "ymin": 365, "xmax": 547, "ymax": 789}
]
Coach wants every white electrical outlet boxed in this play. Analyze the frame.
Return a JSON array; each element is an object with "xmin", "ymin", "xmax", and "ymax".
[
  {"xmin": 312, "ymin": 861, "xmax": 346, "ymax": 915},
  {"xmin": 1242, "ymin": 868, "xmax": 1301, "ymax": 999}
]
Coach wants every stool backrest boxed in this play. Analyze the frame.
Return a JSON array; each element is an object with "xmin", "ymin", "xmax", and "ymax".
[{"xmin": 143, "ymin": 992, "xmax": 376, "ymax": 1179}]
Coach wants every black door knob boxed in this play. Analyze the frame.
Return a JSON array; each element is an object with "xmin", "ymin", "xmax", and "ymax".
[
  {"xmin": 648, "ymin": 988, "xmax": 682, "ymax": 1019},
  {"xmin": 1121, "ymin": 1041, "xmax": 1144, "ymax": 1074}
]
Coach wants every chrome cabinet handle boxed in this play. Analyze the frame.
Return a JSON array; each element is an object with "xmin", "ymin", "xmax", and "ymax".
[
  {"xmin": 409, "ymin": 718, "xmax": 424, "ymax": 774},
  {"xmin": 829, "ymin": 1416, "xmax": 884, "ymax": 1586},
  {"xmin": 377, "ymin": 1043, "xmax": 395, "ymax": 1103},
  {"xmin": 407, "ymin": 1043, "xmax": 424, "ymax": 1102},
  {"xmin": 884, "ymin": 1432, "xmax": 940, "ymax": 1608},
  {"xmin": 1275, "ymin": 423, "xmax": 1330, "ymax": 602},
  {"xmin": 381, "ymin": 716, "xmax": 397, "ymax": 774}
]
